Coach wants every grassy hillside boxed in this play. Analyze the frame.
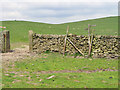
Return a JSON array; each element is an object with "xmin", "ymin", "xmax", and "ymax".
[{"xmin": 0, "ymin": 16, "xmax": 118, "ymax": 43}]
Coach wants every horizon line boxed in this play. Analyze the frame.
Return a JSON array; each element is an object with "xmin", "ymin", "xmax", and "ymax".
[{"xmin": 0, "ymin": 15, "xmax": 118, "ymax": 24}]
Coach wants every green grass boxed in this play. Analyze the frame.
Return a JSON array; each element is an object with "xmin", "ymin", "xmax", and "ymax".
[
  {"xmin": 12, "ymin": 53, "xmax": 118, "ymax": 72},
  {"xmin": 1, "ymin": 16, "xmax": 118, "ymax": 43},
  {"xmin": 1, "ymin": 16, "xmax": 118, "ymax": 88},
  {"xmin": 2, "ymin": 71, "xmax": 118, "ymax": 88},
  {"xmin": 2, "ymin": 53, "xmax": 118, "ymax": 88}
]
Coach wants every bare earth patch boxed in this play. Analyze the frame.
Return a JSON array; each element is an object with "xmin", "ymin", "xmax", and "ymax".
[
  {"xmin": 4, "ymin": 68, "xmax": 118, "ymax": 75},
  {"xmin": 2, "ymin": 45, "xmax": 30, "ymax": 62},
  {"xmin": 33, "ymin": 68, "xmax": 118, "ymax": 74},
  {"xmin": 2, "ymin": 45, "xmax": 38, "ymax": 69}
]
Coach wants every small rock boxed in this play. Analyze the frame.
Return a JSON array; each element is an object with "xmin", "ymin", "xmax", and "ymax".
[
  {"xmin": 39, "ymin": 79, "xmax": 43, "ymax": 81},
  {"xmin": 4, "ymin": 74, "xmax": 9, "ymax": 76},
  {"xmin": 19, "ymin": 75, "xmax": 24, "ymax": 77},
  {"xmin": 74, "ymin": 80, "xmax": 80, "ymax": 82},
  {"xmin": 46, "ymin": 75, "xmax": 55, "ymax": 79}
]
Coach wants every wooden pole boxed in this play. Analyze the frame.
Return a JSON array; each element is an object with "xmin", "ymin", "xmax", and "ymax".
[
  {"xmin": 87, "ymin": 25, "xmax": 96, "ymax": 57},
  {"xmin": 29, "ymin": 30, "xmax": 33, "ymax": 53},
  {"xmin": 4, "ymin": 30, "xmax": 10, "ymax": 52},
  {"xmin": 2, "ymin": 30, "xmax": 10, "ymax": 53},
  {"xmin": 88, "ymin": 24, "xmax": 91, "ymax": 57},
  {"xmin": 2, "ymin": 33, "xmax": 5, "ymax": 53},
  {"xmin": 91, "ymin": 29, "xmax": 94, "ymax": 47},
  {"xmin": 67, "ymin": 38, "xmax": 84, "ymax": 56},
  {"xmin": 0, "ymin": 32, "xmax": 3, "ymax": 52},
  {"xmin": 63, "ymin": 26, "xmax": 69, "ymax": 56},
  {"xmin": 58, "ymin": 38, "xmax": 61, "ymax": 54}
]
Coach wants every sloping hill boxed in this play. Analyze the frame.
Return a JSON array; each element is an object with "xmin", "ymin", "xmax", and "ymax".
[{"xmin": 0, "ymin": 16, "xmax": 118, "ymax": 43}]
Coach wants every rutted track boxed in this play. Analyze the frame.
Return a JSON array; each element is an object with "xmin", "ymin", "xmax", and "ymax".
[{"xmin": 4, "ymin": 68, "xmax": 118, "ymax": 75}]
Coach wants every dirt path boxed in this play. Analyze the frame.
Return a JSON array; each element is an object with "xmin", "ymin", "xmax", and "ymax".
[
  {"xmin": 33, "ymin": 68, "xmax": 118, "ymax": 74},
  {"xmin": 2, "ymin": 45, "xmax": 29, "ymax": 61},
  {"xmin": 4, "ymin": 68, "xmax": 118, "ymax": 75},
  {"xmin": 2, "ymin": 45, "xmax": 38, "ymax": 68}
]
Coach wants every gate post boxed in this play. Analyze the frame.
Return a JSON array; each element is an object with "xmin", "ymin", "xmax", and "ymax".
[
  {"xmin": 5, "ymin": 30, "xmax": 10, "ymax": 52},
  {"xmin": 29, "ymin": 30, "xmax": 33, "ymax": 53},
  {"xmin": 1, "ymin": 33, "xmax": 5, "ymax": 52},
  {"xmin": 3, "ymin": 30, "xmax": 10, "ymax": 52}
]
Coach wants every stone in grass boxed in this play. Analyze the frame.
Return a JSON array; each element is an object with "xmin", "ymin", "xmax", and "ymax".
[
  {"xmin": 39, "ymin": 79, "xmax": 43, "ymax": 81},
  {"xmin": 46, "ymin": 75, "xmax": 55, "ymax": 79},
  {"xmin": 19, "ymin": 75, "xmax": 26, "ymax": 77},
  {"xmin": 4, "ymin": 74, "xmax": 9, "ymax": 76}
]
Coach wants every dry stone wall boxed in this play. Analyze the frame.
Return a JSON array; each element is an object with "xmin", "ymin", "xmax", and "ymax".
[
  {"xmin": 92, "ymin": 36, "xmax": 119, "ymax": 59},
  {"xmin": 29, "ymin": 31, "xmax": 119, "ymax": 59}
]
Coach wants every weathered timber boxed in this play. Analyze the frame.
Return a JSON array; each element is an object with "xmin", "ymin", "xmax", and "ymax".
[
  {"xmin": 29, "ymin": 30, "xmax": 33, "ymax": 53},
  {"xmin": 67, "ymin": 38, "xmax": 84, "ymax": 56},
  {"xmin": 88, "ymin": 24, "xmax": 91, "ymax": 57},
  {"xmin": 0, "ymin": 30, "xmax": 10, "ymax": 53},
  {"xmin": 4, "ymin": 30, "xmax": 10, "ymax": 52},
  {"xmin": 63, "ymin": 26, "xmax": 69, "ymax": 56}
]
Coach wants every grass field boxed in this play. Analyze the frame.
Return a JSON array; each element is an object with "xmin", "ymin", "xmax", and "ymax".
[
  {"xmin": 2, "ymin": 53, "xmax": 118, "ymax": 88},
  {"xmin": 1, "ymin": 16, "xmax": 118, "ymax": 43},
  {"xmin": 1, "ymin": 16, "xmax": 119, "ymax": 88}
]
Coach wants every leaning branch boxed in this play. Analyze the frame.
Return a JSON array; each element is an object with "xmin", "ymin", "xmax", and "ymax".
[{"xmin": 67, "ymin": 38, "xmax": 84, "ymax": 56}]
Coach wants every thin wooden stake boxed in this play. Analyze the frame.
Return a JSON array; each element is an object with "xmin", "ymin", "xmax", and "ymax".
[
  {"xmin": 88, "ymin": 24, "xmax": 91, "ymax": 57},
  {"xmin": 29, "ymin": 30, "xmax": 33, "ymax": 53},
  {"xmin": 91, "ymin": 34, "xmax": 93, "ymax": 45},
  {"xmin": 88, "ymin": 24, "xmax": 96, "ymax": 57},
  {"xmin": 67, "ymin": 38, "xmax": 84, "ymax": 56},
  {"xmin": 63, "ymin": 26, "xmax": 69, "ymax": 56},
  {"xmin": 91, "ymin": 28, "xmax": 95, "ymax": 46}
]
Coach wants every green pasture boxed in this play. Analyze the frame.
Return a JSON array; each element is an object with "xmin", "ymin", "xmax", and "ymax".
[
  {"xmin": 2, "ymin": 53, "xmax": 118, "ymax": 88},
  {"xmin": 1, "ymin": 16, "xmax": 118, "ymax": 43},
  {"xmin": 1, "ymin": 16, "xmax": 119, "ymax": 88}
]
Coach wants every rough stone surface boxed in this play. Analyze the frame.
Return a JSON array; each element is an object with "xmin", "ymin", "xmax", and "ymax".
[{"xmin": 31, "ymin": 33, "xmax": 119, "ymax": 59}]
